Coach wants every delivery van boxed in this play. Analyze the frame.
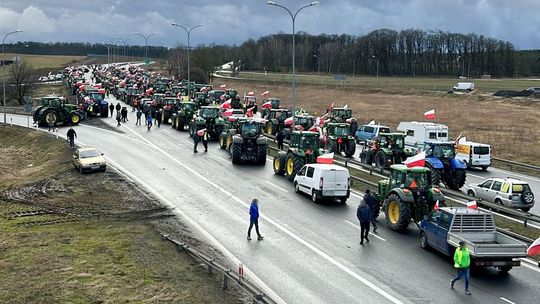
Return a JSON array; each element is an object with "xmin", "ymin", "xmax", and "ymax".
[
  {"xmin": 293, "ymin": 164, "xmax": 351, "ymax": 203},
  {"xmin": 455, "ymin": 139, "xmax": 491, "ymax": 170}
]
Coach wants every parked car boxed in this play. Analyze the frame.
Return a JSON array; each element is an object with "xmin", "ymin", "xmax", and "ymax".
[
  {"xmin": 72, "ymin": 147, "xmax": 107, "ymax": 173},
  {"xmin": 54, "ymin": 73, "xmax": 63, "ymax": 80},
  {"xmin": 466, "ymin": 177, "xmax": 535, "ymax": 212},
  {"xmin": 39, "ymin": 76, "xmax": 48, "ymax": 82},
  {"xmin": 293, "ymin": 164, "xmax": 351, "ymax": 203},
  {"xmin": 354, "ymin": 124, "xmax": 390, "ymax": 143}
]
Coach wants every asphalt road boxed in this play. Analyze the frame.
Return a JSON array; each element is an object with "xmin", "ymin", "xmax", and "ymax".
[{"xmin": 6, "ymin": 105, "xmax": 540, "ymax": 304}]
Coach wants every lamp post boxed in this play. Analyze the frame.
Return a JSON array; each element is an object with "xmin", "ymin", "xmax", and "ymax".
[
  {"xmin": 372, "ymin": 55, "xmax": 379, "ymax": 78},
  {"xmin": 3, "ymin": 29, "xmax": 22, "ymax": 124},
  {"xmin": 171, "ymin": 23, "xmax": 204, "ymax": 85},
  {"xmin": 104, "ymin": 40, "xmax": 114, "ymax": 65},
  {"xmin": 114, "ymin": 37, "xmax": 129, "ymax": 62},
  {"xmin": 134, "ymin": 32, "xmax": 157, "ymax": 65},
  {"xmin": 266, "ymin": 1, "xmax": 319, "ymax": 125},
  {"xmin": 313, "ymin": 54, "xmax": 320, "ymax": 75}
]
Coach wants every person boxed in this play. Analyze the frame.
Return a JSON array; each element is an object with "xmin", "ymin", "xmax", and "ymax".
[
  {"xmin": 144, "ymin": 110, "xmax": 149, "ymax": 126},
  {"xmin": 121, "ymin": 107, "xmax": 128, "ymax": 122},
  {"xmin": 451, "ymin": 241, "xmax": 472, "ymax": 295},
  {"xmin": 155, "ymin": 109, "xmax": 162, "ymax": 128},
  {"xmin": 136, "ymin": 109, "xmax": 142, "ymax": 126},
  {"xmin": 247, "ymin": 198, "xmax": 264, "ymax": 241},
  {"xmin": 48, "ymin": 121, "xmax": 54, "ymax": 132},
  {"xmin": 364, "ymin": 189, "xmax": 379, "ymax": 232},
  {"xmin": 116, "ymin": 111, "xmax": 121, "ymax": 127},
  {"xmin": 87, "ymin": 104, "xmax": 93, "ymax": 119},
  {"xmin": 201, "ymin": 128, "xmax": 208, "ymax": 152},
  {"xmin": 109, "ymin": 103, "xmax": 114, "ymax": 117},
  {"xmin": 146, "ymin": 113, "xmax": 153, "ymax": 131},
  {"xmin": 193, "ymin": 129, "xmax": 201, "ymax": 153},
  {"xmin": 66, "ymin": 127, "xmax": 77, "ymax": 149},
  {"xmin": 356, "ymin": 199, "xmax": 372, "ymax": 245},
  {"xmin": 276, "ymin": 129, "xmax": 284, "ymax": 150},
  {"xmin": 115, "ymin": 102, "xmax": 121, "ymax": 116}
]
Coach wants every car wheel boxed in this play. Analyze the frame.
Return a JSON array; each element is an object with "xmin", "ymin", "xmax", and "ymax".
[
  {"xmin": 311, "ymin": 191, "xmax": 318, "ymax": 203},
  {"xmin": 420, "ymin": 231, "xmax": 429, "ymax": 250},
  {"xmin": 495, "ymin": 198, "xmax": 503, "ymax": 206},
  {"xmin": 467, "ymin": 190, "xmax": 475, "ymax": 197},
  {"xmin": 294, "ymin": 182, "xmax": 300, "ymax": 193}
]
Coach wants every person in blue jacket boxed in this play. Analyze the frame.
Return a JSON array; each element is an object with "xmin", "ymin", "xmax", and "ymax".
[
  {"xmin": 357, "ymin": 199, "xmax": 372, "ymax": 245},
  {"xmin": 247, "ymin": 198, "xmax": 264, "ymax": 241}
]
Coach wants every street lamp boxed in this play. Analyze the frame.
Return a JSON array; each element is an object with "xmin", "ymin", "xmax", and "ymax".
[
  {"xmin": 103, "ymin": 40, "xmax": 114, "ymax": 65},
  {"xmin": 3, "ymin": 29, "xmax": 22, "ymax": 124},
  {"xmin": 372, "ymin": 55, "xmax": 379, "ymax": 78},
  {"xmin": 114, "ymin": 37, "xmax": 129, "ymax": 62},
  {"xmin": 313, "ymin": 54, "xmax": 320, "ymax": 75},
  {"xmin": 171, "ymin": 23, "xmax": 204, "ymax": 85},
  {"xmin": 134, "ymin": 32, "xmax": 157, "ymax": 65},
  {"xmin": 266, "ymin": 1, "xmax": 319, "ymax": 126}
]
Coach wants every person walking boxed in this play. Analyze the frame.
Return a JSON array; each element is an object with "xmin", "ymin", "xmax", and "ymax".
[
  {"xmin": 193, "ymin": 129, "xmax": 201, "ymax": 153},
  {"xmin": 155, "ymin": 109, "xmax": 162, "ymax": 128},
  {"xmin": 146, "ymin": 113, "xmax": 153, "ymax": 131},
  {"xmin": 364, "ymin": 189, "xmax": 379, "ymax": 232},
  {"xmin": 109, "ymin": 103, "xmax": 114, "ymax": 117},
  {"xmin": 357, "ymin": 199, "xmax": 372, "ymax": 245},
  {"xmin": 66, "ymin": 127, "xmax": 77, "ymax": 149},
  {"xmin": 87, "ymin": 104, "xmax": 93, "ymax": 119},
  {"xmin": 136, "ymin": 109, "xmax": 142, "ymax": 126},
  {"xmin": 201, "ymin": 128, "xmax": 209, "ymax": 152},
  {"xmin": 247, "ymin": 198, "xmax": 264, "ymax": 241},
  {"xmin": 451, "ymin": 241, "xmax": 472, "ymax": 295},
  {"xmin": 115, "ymin": 102, "xmax": 121, "ymax": 116},
  {"xmin": 121, "ymin": 107, "xmax": 128, "ymax": 123},
  {"xmin": 276, "ymin": 129, "xmax": 285, "ymax": 150},
  {"xmin": 116, "ymin": 111, "xmax": 122, "ymax": 127}
]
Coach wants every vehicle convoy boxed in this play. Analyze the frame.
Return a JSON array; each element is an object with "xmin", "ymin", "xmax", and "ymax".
[
  {"xmin": 160, "ymin": 97, "xmax": 179, "ymax": 124},
  {"xmin": 171, "ymin": 101, "xmax": 196, "ymax": 131},
  {"xmin": 415, "ymin": 141, "xmax": 467, "ymax": 190},
  {"xmin": 326, "ymin": 107, "xmax": 359, "ymax": 135},
  {"xmin": 323, "ymin": 123, "xmax": 356, "ymax": 157},
  {"xmin": 230, "ymin": 119, "xmax": 267, "ymax": 165},
  {"xmin": 455, "ymin": 139, "xmax": 491, "ymax": 170},
  {"xmin": 293, "ymin": 164, "xmax": 351, "ymax": 203},
  {"xmin": 419, "ymin": 207, "xmax": 527, "ymax": 273},
  {"xmin": 33, "ymin": 96, "xmax": 83, "ymax": 127},
  {"xmin": 189, "ymin": 106, "xmax": 225, "ymax": 139},
  {"xmin": 377, "ymin": 164, "xmax": 445, "ymax": 231},
  {"xmin": 273, "ymin": 131, "xmax": 326, "ymax": 181},
  {"xmin": 355, "ymin": 124, "xmax": 391, "ymax": 143},
  {"xmin": 359, "ymin": 133, "xmax": 413, "ymax": 168},
  {"xmin": 467, "ymin": 177, "xmax": 535, "ymax": 212},
  {"xmin": 265, "ymin": 109, "xmax": 292, "ymax": 135},
  {"xmin": 397, "ymin": 121, "xmax": 449, "ymax": 147}
]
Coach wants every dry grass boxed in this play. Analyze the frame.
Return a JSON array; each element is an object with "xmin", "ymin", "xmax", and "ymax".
[{"xmin": 0, "ymin": 53, "xmax": 85, "ymax": 71}]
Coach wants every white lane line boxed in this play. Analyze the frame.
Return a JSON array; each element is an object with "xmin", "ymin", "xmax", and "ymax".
[
  {"xmin": 120, "ymin": 122, "xmax": 405, "ymax": 304},
  {"xmin": 468, "ymin": 173, "xmax": 485, "ymax": 179},
  {"xmin": 490, "ymin": 167, "xmax": 540, "ymax": 183},
  {"xmin": 500, "ymin": 297, "xmax": 517, "ymax": 304},
  {"xmin": 345, "ymin": 220, "xmax": 389, "ymax": 243},
  {"xmin": 264, "ymin": 180, "xmax": 289, "ymax": 193},
  {"xmin": 521, "ymin": 262, "xmax": 540, "ymax": 274},
  {"xmin": 520, "ymin": 257, "xmax": 540, "ymax": 267}
]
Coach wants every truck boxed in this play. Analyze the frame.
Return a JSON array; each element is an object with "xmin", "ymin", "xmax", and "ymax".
[
  {"xmin": 419, "ymin": 207, "xmax": 527, "ymax": 273},
  {"xmin": 455, "ymin": 139, "xmax": 491, "ymax": 171},
  {"xmin": 397, "ymin": 121, "xmax": 449, "ymax": 147}
]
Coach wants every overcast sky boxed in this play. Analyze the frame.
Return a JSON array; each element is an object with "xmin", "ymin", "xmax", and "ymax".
[{"xmin": 0, "ymin": 0, "xmax": 538, "ymax": 49}]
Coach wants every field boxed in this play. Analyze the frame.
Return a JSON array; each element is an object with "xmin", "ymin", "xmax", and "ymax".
[
  {"xmin": 214, "ymin": 75, "xmax": 540, "ymax": 164},
  {"xmin": 0, "ymin": 126, "xmax": 247, "ymax": 303},
  {"xmin": 0, "ymin": 53, "xmax": 86, "ymax": 72}
]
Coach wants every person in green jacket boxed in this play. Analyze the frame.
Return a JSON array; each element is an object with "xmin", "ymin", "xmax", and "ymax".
[{"xmin": 451, "ymin": 241, "xmax": 471, "ymax": 295}]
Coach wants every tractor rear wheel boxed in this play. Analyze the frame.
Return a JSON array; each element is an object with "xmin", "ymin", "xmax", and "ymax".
[
  {"xmin": 326, "ymin": 138, "xmax": 337, "ymax": 153},
  {"xmin": 344, "ymin": 139, "xmax": 356, "ymax": 157},
  {"xmin": 162, "ymin": 111, "xmax": 170, "ymax": 124},
  {"xmin": 350, "ymin": 120, "xmax": 358, "ymax": 135},
  {"xmin": 273, "ymin": 151, "xmax": 287, "ymax": 175},
  {"xmin": 219, "ymin": 134, "xmax": 227, "ymax": 149},
  {"xmin": 256, "ymin": 144, "xmax": 267, "ymax": 165},
  {"xmin": 375, "ymin": 151, "xmax": 390, "ymax": 168},
  {"xmin": 360, "ymin": 150, "xmax": 372, "ymax": 164},
  {"xmin": 171, "ymin": 116, "xmax": 177, "ymax": 129},
  {"xmin": 427, "ymin": 163, "xmax": 442, "ymax": 187},
  {"xmin": 448, "ymin": 169, "xmax": 466, "ymax": 190},
  {"xmin": 69, "ymin": 113, "xmax": 81, "ymax": 125},
  {"xmin": 384, "ymin": 193, "xmax": 412, "ymax": 231},
  {"xmin": 231, "ymin": 143, "xmax": 242, "ymax": 164},
  {"xmin": 266, "ymin": 121, "xmax": 274, "ymax": 135},
  {"xmin": 43, "ymin": 109, "xmax": 58, "ymax": 127},
  {"xmin": 286, "ymin": 152, "xmax": 304, "ymax": 181}
]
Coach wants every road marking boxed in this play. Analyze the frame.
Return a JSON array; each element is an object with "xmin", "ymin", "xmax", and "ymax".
[
  {"xmin": 79, "ymin": 124, "xmax": 151, "ymax": 147},
  {"xmin": 264, "ymin": 180, "xmax": 289, "ymax": 193},
  {"xmin": 467, "ymin": 173, "xmax": 485, "ymax": 179},
  {"xmin": 521, "ymin": 262, "xmax": 540, "ymax": 274},
  {"xmin": 490, "ymin": 167, "xmax": 540, "ymax": 183},
  {"xmin": 500, "ymin": 297, "xmax": 516, "ymax": 304},
  {"xmin": 345, "ymin": 220, "xmax": 389, "ymax": 243},
  {"xmin": 120, "ymin": 122, "xmax": 405, "ymax": 304}
]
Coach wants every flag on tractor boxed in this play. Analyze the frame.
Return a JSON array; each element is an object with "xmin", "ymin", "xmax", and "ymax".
[
  {"xmin": 246, "ymin": 106, "xmax": 255, "ymax": 117},
  {"xmin": 527, "ymin": 236, "xmax": 540, "ymax": 257},
  {"xmin": 261, "ymin": 90, "xmax": 269, "ymax": 96},
  {"xmin": 261, "ymin": 100, "xmax": 272, "ymax": 109},
  {"xmin": 220, "ymin": 99, "xmax": 232, "ymax": 109},
  {"xmin": 434, "ymin": 200, "xmax": 440, "ymax": 210},
  {"xmin": 404, "ymin": 151, "xmax": 426, "ymax": 168},
  {"xmin": 219, "ymin": 84, "xmax": 227, "ymax": 89},
  {"xmin": 247, "ymin": 91, "xmax": 254, "ymax": 96},
  {"xmin": 317, "ymin": 153, "xmax": 334, "ymax": 164},
  {"xmin": 466, "ymin": 200, "xmax": 478, "ymax": 209},
  {"xmin": 424, "ymin": 109, "xmax": 436, "ymax": 120}
]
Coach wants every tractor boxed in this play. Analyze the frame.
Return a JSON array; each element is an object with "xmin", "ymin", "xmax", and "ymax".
[
  {"xmin": 273, "ymin": 131, "xmax": 325, "ymax": 181},
  {"xmin": 160, "ymin": 97, "xmax": 179, "ymax": 124},
  {"xmin": 260, "ymin": 98, "xmax": 281, "ymax": 118},
  {"xmin": 377, "ymin": 164, "xmax": 445, "ymax": 231},
  {"xmin": 243, "ymin": 95, "xmax": 258, "ymax": 114},
  {"xmin": 360, "ymin": 133, "xmax": 414, "ymax": 168},
  {"xmin": 283, "ymin": 114, "xmax": 316, "ymax": 139},
  {"xmin": 153, "ymin": 81, "xmax": 169, "ymax": 94},
  {"xmin": 323, "ymin": 123, "xmax": 356, "ymax": 157},
  {"xmin": 33, "ymin": 96, "xmax": 84, "ymax": 127},
  {"xmin": 264, "ymin": 109, "xmax": 292, "ymax": 135},
  {"xmin": 230, "ymin": 119, "xmax": 267, "ymax": 165},
  {"xmin": 225, "ymin": 89, "xmax": 242, "ymax": 109},
  {"xmin": 123, "ymin": 86, "xmax": 142, "ymax": 105},
  {"xmin": 327, "ymin": 107, "xmax": 359, "ymax": 135},
  {"xmin": 208, "ymin": 90, "xmax": 225, "ymax": 103},
  {"xmin": 194, "ymin": 92, "xmax": 210, "ymax": 108},
  {"xmin": 219, "ymin": 117, "xmax": 247, "ymax": 150},
  {"xmin": 415, "ymin": 141, "xmax": 467, "ymax": 190},
  {"xmin": 171, "ymin": 101, "xmax": 196, "ymax": 131},
  {"xmin": 189, "ymin": 106, "xmax": 225, "ymax": 140}
]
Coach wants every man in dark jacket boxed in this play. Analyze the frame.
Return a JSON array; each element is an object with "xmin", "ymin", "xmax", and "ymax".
[
  {"xmin": 357, "ymin": 199, "xmax": 372, "ymax": 245},
  {"xmin": 136, "ymin": 109, "xmax": 142, "ymax": 126},
  {"xmin": 115, "ymin": 102, "xmax": 121, "ymax": 116},
  {"xmin": 66, "ymin": 127, "xmax": 77, "ymax": 149},
  {"xmin": 109, "ymin": 103, "xmax": 114, "ymax": 117},
  {"xmin": 364, "ymin": 189, "xmax": 379, "ymax": 232},
  {"xmin": 247, "ymin": 198, "xmax": 264, "ymax": 241},
  {"xmin": 276, "ymin": 129, "xmax": 285, "ymax": 150}
]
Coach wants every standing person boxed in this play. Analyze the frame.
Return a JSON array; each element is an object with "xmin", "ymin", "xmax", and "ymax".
[
  {"xmin": 193, "ymin": 129, "xmax": 201, "ymax": 153},
  {"xmin": 116, "ymin": 111, "xmax": 122, "ymax": 127},
  {"xmin": 146, "ymin": 113, "xmax": 153, "ymax": 131},
  {"xmin": 87, "ymin": 104, "xmax": 93, "ymax": 119},
  {"xmin": 201, "ymin": 128, "xmax": 209, "ymax": 152},
  {"xmin": 364, "ymin": 189, "xmax": 379, "ymax": 232},
  {"xmin": 115, "ymin": 102, "xmax": 121, "ymax": 116},
  {"xmin": 109, "ymin": 103, "xmax": 114, "ymax": 117},
  {"xmin": 155, "ymin": 109, "xmax": 162, "ymax": 128},
  {"xmin": 247, "ymin": 198, "xmax": 264, "ymax": 241},
  {"xmin": 356, "ymin": 199, "xmax": 372, "ymax": 245},
  {"xmin": 66, "ymin": 127, "xmax": 77, "ymax": 149},
  {"xmin": 451, "ymin": 241, "xmax": 472, "ymax": 295},
  {"xmin": 121, "ymin": 107, "xmax": 128, "ymax": 122},
  {"xmin": 136, "ymin": 109, "xmax": 142, "ymax": 126},
  {"xmin": 276, "ymin": 129, "xmax": 284, "ymax": 150}
]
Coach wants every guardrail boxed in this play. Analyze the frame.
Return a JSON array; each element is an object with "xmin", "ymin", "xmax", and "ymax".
[
  {"xmin": 2, "ymin": 106, "xmax": 31, "ymax": 116},
  {"xmin": 492, "ymin": 157, "xmax": 540, "ymax": 175},
  {"xmin": 161, "ymin": 234, "xmax": 278, "ymax": 304}
]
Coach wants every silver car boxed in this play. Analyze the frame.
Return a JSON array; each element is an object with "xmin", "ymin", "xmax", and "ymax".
[{"xmin": 467, "ymin": 177, "xmax": 535, "ymax": 212}]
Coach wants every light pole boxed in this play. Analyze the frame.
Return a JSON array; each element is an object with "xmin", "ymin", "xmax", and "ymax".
[
  {"xmin": 171, "ymin": 23, "xmax": 204, "ymax": 85},
  {"xmin": 134, "ymin": 32, "xmax": 157, "ymax": 65},
  {"xmin": 114, "ymin": 37, "xmax": 129, "ymax": 62},
  {"xmin": 104, "ymin": 40, "xmax": 114, "ymax": 65},
  {"xmin": 3, "ymin": 29, "xmax": 22, "ymax": 124},
  {"xmin": 313, "ymin": 54, "xmax": 320, "ymax": 75},
  {"xmin": 267, "ymin": 1, "xmax": 319, "ymax": 124},
  {"xmin": 372, "ymin": 55, "xmax": 379, "ymax": 78}
]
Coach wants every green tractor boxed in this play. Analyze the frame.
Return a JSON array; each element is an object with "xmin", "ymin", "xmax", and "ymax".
[
  {"xmin": 327, "ymin": 107, "xmax": 359, "ymax": 135},
  {"xmin": 359, "ymin": 133, "xmax": 414, "ymax": 168},
  {"xmin": 377, "ymin": 165, "xmax": 445, "ymax": 231},
  {"xmin": 193, "ymin": 92, "xmax": 210, "ymax": 108},
  {"xmin": 323, "ymin": 123, "xmax": 356, "ymax": 157},
  {"xmin": 171, "ymin": 101, "xmax": 196, "ymax": 131},
  {"xmin": 33, "ymin": 96, "xmax": 83, "ymax": 127},
  {"xmin": 273, "ymin": 131, "xmax": 325, "ymax": 181},
  {"xmin": 189, "ymin": 106, "xmax": 225, "ymax": 139},
  {"xmin": 219, "ymin": 117, "xmax": 247, "ymax": 150},
  {"xmin": 160, "ymin": 97, "xmax": 179, "ymax": 124},
  {"xmin": 230, "ymin": 119, "xmax": 267, "ymax": 165},
  {"xmin": 260, "ymin": 98, "xmax": 281, "ymax": 118},
  {"xmin": 265, "ymin": 109, "xmax": 292, "ymax": 135}
]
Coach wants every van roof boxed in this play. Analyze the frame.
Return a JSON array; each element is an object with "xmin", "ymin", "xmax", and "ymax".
[
  {"xmin": 457, "ymin": 141, "xmax": 490, "ymax": 147},
  {"xmin": 361, "ymin": 124, "xmax": 389, "ymax": 128},
  {"xmin": 399, "ymin": 121, "xmax": 448, "ymax": 128},
  {"xmin": 305, "ymin": 164, "xmax": 348, "ymax": 171}
]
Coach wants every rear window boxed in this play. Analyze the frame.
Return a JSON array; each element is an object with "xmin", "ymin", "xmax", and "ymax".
[
  {"xmin": 512, "ymin": 184, "xmax": 531, "ymax": 193},
  {"xmin": 473, "ymin": 146, "xmax": 490, "ymax": 155},
  {"xmin": 379, "ymin": 127, "xmax": 390, "ymax": 134},
  {"xmin": 364, "ymin": 126, "xmax": 374, "ymax": 133}
]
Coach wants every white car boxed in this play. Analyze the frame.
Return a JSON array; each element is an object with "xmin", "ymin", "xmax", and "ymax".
[
  {"xmin": 54, "ymin": 74, "xmax": 63, "ymax": 80},
  {"xmin": 38, "ymin": 76, "xmax": 48, "ymax": 82},
  {"xmin": 293, "ymin": 164, "xmax": 351, "ymax": 203},
  {"xmin": 467, "ymin": 177, "xmax": 535, "ymax": 212}
]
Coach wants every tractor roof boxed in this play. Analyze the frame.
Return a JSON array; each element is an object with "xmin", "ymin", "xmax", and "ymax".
[
  {"xmin": 271, "ymin": 108, "xmax": 290, "ymax": 112},
  {"xmin": 390, "ymin": 164, "xmax": 430, "ymax": 173},
  {"xmin": 292, "ymin": 130, "xmax": 319, "ymax": 136},
  {"xmin": 326, "ymin": 122, "xmax": 349, "ymax": 127}
]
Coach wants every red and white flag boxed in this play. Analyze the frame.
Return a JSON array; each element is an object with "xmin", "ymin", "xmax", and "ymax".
[
  {"xmin": 247, "ymin": 91, "xmax": 254, "ymax": 96},
  {"xmin": 221, "ymin": 109, "xmax": 234, "ymax": 117},
  {"xmin": 261, "ymin": 90, "xmax": 269, "ymax": 97},
  {"xmin": 434, "ymin": 200, "xmax": 440, "ymax": 210},
  {"xmin": 527, "ymin": 236, "xmax": 540, "ymax": 257},
  {"xmin": 317, "ymin": 152, "xmax": 334, "ymax": 164},
  {"xmin": 284, "ymin": 116, "xmax": 294, "ymax": 127},
  {"xmin": 246, "ymin": 106, "xmax": 255, "ymax": 117},
  {"xmin": 424, "ymin": 109, "xmax": 436, "ymax": 120},
  {"xmin": 404, "ymin": 151, "xmax": 426, "ymax": 168},
  {"xmin": 261, "ymin": 100, "xmax": 272, "ymax": 109},
  {"xmin": 466, "ymin": 200, "xmax": 478, "ymax": 209},
  {"xmin": 220, "ymin": 99, "xmax": 232, "ymax": 109},
  {"xmin": 220, "ymin": 84, "xmax": 227, "ymax": 89}
]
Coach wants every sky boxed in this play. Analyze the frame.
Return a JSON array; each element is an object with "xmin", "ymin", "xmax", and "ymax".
[{"xmin": 0, "ymin": 0, "xmax": 539, "ymax": 49}]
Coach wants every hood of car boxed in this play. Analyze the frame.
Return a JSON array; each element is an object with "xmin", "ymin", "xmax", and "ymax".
[{"xmin": 79, "ymin": 156, "xmax": 105, "ymax": 166}]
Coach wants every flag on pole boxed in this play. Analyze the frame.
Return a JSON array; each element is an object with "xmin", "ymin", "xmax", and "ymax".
[
  {"xmin": 466, "ymin": 200, "xmax": 478, "ymax": 209},
  {"xmin": 317, "ymin": 153, "xmax": 334, "ymax": 164},
  {"xmin": 261, "ymin": 100, "xmax": 272, "ymax": 109},
  {"xmin": 527, "ymin": 236, "xmax": 540, "ymax": 257},
  {"xmin": 434, "ymin": 200, "xmax": 440, "ymax": 210},
  {"xmin": 403, "ymin": 151, "xmax": 426, "ymax": 168},
  {"xmin": 424, "ymin": 109, "xmax": 436, "ymax": 120},
  {"xmin": 221, "ymin": 109, "xmax": 234, "ymax": 117},
  {"xmin": 220, "ymin": 99, "xmax": 232, "ymax": 109},
  {"xmin": 261, "ymin": 90, "xmax": 269, "ymax": 96},
  {"xmin": 246, "ymin": 106, "xmax": 255, "ymax": 117},
  {"xmin": 247, "ymin": 91, "xmax": 254, "ymax": 96},
  {"xmin": 220, "ymin": 84, "xmax": 227, "ymax": 89}
]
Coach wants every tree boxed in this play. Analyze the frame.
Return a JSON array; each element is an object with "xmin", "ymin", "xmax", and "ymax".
[
  {"xmin": 8, "ymin": 62, "xmax": 34, "ymax": 105},
  {"xmin": 166, "ymin": 46, "xmax": 187, "ymax": 77}
]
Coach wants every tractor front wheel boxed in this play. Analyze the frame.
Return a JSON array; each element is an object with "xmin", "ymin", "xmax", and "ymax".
[
  {"xmin": 266, "ymin": 121, "xmax": 274, "ymax": 135},
  {"xmin": 43, "ymin": 109, "xmax": 59, "ymax": 127},
  {"xmin": 256, "ymin": 144, "xmax": 267, "ymax": 165},
  {"xmin": 384, "ymin": 193, "xmax": 412, "ymax": 231},
  {"xmin": 231, "ymin": 143, "xmax": 242, "ymax": 164},
  {"xmin": 286, "ymin": 152, "xmax": 304, "ymax": 181},
  {"xmin": 69, "ymin": 113, "xmax": 81, "ymax": 125},
  {"xmin": 219, "ymin": 134, "xmax": 227, "ymax": 149},
  {"xmin": 427, "ymin": 163, "xmax": 442, "ymax": 187},
  {"xmin": 344, "ymin": 139, "xmax": 356, "ymax": 157},
  {"xmin": 326, "ymin": 138, "xmax": 337, "ymax": 153},
  {"xmin": 273, "ymin": 151, "xmax": 287, "ymax": 175},
  {"xmin": 447, "ymin": 169, "xmax": 466, "ymax": 190}
]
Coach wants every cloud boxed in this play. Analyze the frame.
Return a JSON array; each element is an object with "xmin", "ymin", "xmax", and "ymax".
[{"xmin": 18, "ymin": 6, "xmax": 56, "ymax": 34}]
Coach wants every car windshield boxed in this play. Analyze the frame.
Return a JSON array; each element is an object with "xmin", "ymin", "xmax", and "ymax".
[
  {"xmin": 241, "ymin": 124, "xmax": 259, "ymax": 136},
  {"xmin": 404, "ymin": 172, "xmax": 429, "ymax": 189},
  {"xmin": 80, "ymin": 149, "xmax": 100, "ymax": 158},
  {"xmin": 201, "ymin": 108, "xmax": 219, "ymax": 118},
  {"xmin": 512, "ymin": 184, "xmax": 531, "ymax": 193},
  {"xmin": 431, "ymin": 144, "xmax": 455, "ymax": 158},
  {"xmin": 334, "ymin": 126, "xmax": 350, "ymax": 136}
]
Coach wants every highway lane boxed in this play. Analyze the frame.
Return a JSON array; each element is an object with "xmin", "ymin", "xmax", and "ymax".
[{"xmin": 6, "ymin": 112, "xmax": 540, "ymax": 304}]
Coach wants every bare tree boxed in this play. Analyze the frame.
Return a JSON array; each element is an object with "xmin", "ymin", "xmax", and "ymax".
[
  {"xmin": 8, "ymin": 62, "xmax": 34, "ymax": 105},
  {"xmin": 166, "ymin": 46, "xmax": 188, "ymax": 78}
]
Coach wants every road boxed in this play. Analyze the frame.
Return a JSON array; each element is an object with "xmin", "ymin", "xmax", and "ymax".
[{"xmin": 5, "ymin": 107, "xmax": 540, "ymax": 304}]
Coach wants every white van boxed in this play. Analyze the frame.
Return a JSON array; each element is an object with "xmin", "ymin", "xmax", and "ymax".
[
  {"xmin": 455, "ymin": 139, "xmax": 491, "ymax": 170},
  {"xmin": 293, "ymin": 164, "xmax": 351, "ymax": 203},
  {"xmin": 397, "ymin": 121, "xmax": 449, "ymax": 147},
  {"xmin": 453, "ymin": 82, "xmax": 475, "ymax": 91}
]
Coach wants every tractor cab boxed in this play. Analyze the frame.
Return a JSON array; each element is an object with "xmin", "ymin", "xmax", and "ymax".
[
  {"xmin": 243, "ymin": 96, "xmax": 257, "ymax": 106},
  {"xmin": 163, "ymin": 97, "xmax": 178, "ymax": 108},
  {"xmin": 152, "ymin": 93, "xmax": 165, "ymax": 104},
  {"xmin": 194, "ymin": 92, "xmax": 209, "ymax": 106},
  {"xmin": 239, "ymin": 120, "xmax": 263, "ymax": 138},
  {"xmin": 40, "ymin": 96, "xmax": 64, "ymax": 107},
  {"xmin": 292, "ymin": 114, "xmax": 315, "ymax": 130},
  {"xmin": 266, "ymin": 98, "xmax": 280, "ymax": 109},
  {"xmin": 290, "ymin": 131, "xmax": 321, "ymax": 150},
  {"xmin": 172, "ymin": 85, "xmax": 186, "ymax": 96},
  {"xmin": 268, "ymin": 109, "xmax": 292, "ymax": 121},
  {"xmin": 418, "ymin": 141, "xmax": 456, "ymax": 160},
  {"xmin": 326, "ymin": 123, "xmax": 351, "ymax": 137},
  {"xmin": 153, "ymin": 82, "xmax": 169, "ymax": 93},
  {"xmin": 200, "ymin": 106, "xmax": 221, "ymax": 119},
  {"xmin": 378, "ymin": 133, "xmax": 406, "ymax": 151},
  {"xmin": 331, "ymin": 108, "xmax": 352, "ymax": 121},
  {"xmin": 179, "ymin": 101, "xmax": 196, "ymax": 113},
  {"xmin": 209, "ymin": 90, "xmax": 225, "ymax": 102}
]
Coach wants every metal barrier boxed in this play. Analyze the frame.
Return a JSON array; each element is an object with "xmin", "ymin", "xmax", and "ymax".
[
  {"xmin": 162, "ymin": 234, "xmax": 278, "ymax": 304},
  {"xmin": 492, "ymin": 157, "xmax": 540, "ymax": 174}
]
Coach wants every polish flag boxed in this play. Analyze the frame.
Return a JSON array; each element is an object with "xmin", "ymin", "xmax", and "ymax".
[
  {"xmin": 466, "ymin": 200, "xmax": 478, "ymax": 209},
  {"xmin": 261, "ymin": 90, "xmax": 269, "ymax": 96},
  {"xmin": 261, "ymin": 100, "xmax": 272, "ymax": 109},
  {"xmin": 221, "ymin": 109, "xmax": 234, "ymax": 117},
  {"xmin": 434, "ymin": 200, "xmax": 440, "ymax": 211},
  {"xmin": 220, "ymin": 84, "xmax": 227, "ymax": 89},
  {"xmin": 404, "ymin": 151, "xmax": 426, "ymax": 168},
  {"xmin": 220, "ymin": 99, "xmax": 232, "ymax": 109},
  {"xmin": 284, "ymin": 117, "xmax": 294, "ymax": 127},
  {"xmin": 527, "ymin": 236, "xmax": 540, "ymax": 257},
  {"xmin": 317, "ymin": 152, "xmax": 334, "ymax": 164},
  {"xmin": 246, "ymin": 106, "xmax": 255, "ymax": 117},
  {"xmin": 424, "ymin": 109, "xmax": 436, "ymax": 120},
  {"xmin": 247, "ymin": 91, "xmax": 254, "ymax": 96}
]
